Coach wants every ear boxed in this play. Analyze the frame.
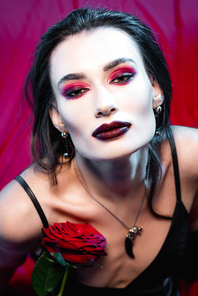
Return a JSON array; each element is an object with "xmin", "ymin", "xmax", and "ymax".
[
  {"xmin": 49, "ymin": 102, "xmax": 67, "ymax": 133},
  {"xmin": 151, "ymin": 78, "xmax": 164, "ymax": 109}
]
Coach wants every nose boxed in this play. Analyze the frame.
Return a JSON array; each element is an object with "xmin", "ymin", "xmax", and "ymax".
[{"xmin": 94, "ymin": 86, "xmax": 118, "ymax": 118}]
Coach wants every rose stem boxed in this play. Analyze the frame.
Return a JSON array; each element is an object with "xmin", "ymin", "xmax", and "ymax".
[{"xmin": 57, "ymin": 265, "xmax": 71, "ymax": 296}]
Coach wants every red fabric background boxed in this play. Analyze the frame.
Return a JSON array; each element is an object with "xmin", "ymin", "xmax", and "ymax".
[
  {"xmin": 0, "ymin": 0, "xmax": 198, "ymax": 189},
  {"xmin": 0, "ymin": 0, "xmax": 198, "ymax": 294}
]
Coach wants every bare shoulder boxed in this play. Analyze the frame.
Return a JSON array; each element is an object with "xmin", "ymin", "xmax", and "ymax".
[
  {"xmin": 170, "ymin": 126, "xmax": 198, "ymax": 229},
  {"xmin": 160, "ymin": 125, "xmax": 198, "ymax": 215},
  {"xmin": 0, "ymin": 161, "xmax": 76, "ymax": 250},
  {"xmin": 0, "ymin": 166, "xmax": 51, "ymax": 283},
  {"xmin": 172, "ymin": 125, "xmax": 198, "ymax": 143},
  {"xmin": 172, "ymin": 125, "xmax": 198, "ymax": 228},
  {"xmin": 171, "ymin": 125, "xmax": 198, "ymax": 177},
  {"xmin": 0, "ymin": 165, "xmax": 50, "ymax": 250}
]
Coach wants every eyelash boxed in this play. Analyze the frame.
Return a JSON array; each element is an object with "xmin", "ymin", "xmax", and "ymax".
[
  {"xmin": 62, "ymin": 87, "xmax": 89, "ymax": 99},
  {"xmin": 61, "ymin": 70, "xmax": 136, "ymax": 99},
  {"xmin": 109, "ymin": 72, "xmax": 136, "ymax": 85}
]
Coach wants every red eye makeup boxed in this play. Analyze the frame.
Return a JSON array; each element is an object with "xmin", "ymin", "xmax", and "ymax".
[
  {"xmin": 108, "ymin": 66, "xmax": 137, "ymax": 85},
  {"xmin": 60, "ymin": 83, "xmax": 90, "ymax": 99}
]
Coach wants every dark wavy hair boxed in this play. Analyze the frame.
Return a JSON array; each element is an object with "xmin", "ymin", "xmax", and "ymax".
[{"xmin": 25, "ymin": 7, "xmax": 172, "ymax": 219}]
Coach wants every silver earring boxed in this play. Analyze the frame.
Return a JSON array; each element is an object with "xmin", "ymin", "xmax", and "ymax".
[
  {"xmin": 61, "ymin": 131, "xmax": 75, "ymax": 157},
  {"xmin": 154, "ymin": 105, "xmax": 162, "ymax": 136},
  {"xmin": 61, "ymin": 132, "xmax": 68, "ymax": 139},
  {"xmin": 61, "ymin": 132, "xmax": 69, "ymax": 157},
  {"xmin": 154, "ymin": 105, "xmax": 162, "ymax": 117},
  {"xmin": 155, "ymin": 130, "xmax": 161, "ymax": 136}
]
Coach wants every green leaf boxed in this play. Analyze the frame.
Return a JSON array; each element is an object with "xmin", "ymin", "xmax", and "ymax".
[
  {"xmin": 32, "ymin": 251, "xmax": 65, "ymax": 296},
  {"xmin": 50, "ymin": 252, "xmax": 66, "ymax": 266},
  {"xmin": 78, "ymin": 264, "xmax": 103, "ymax": 269}
]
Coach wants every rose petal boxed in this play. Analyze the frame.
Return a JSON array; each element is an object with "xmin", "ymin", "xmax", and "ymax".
[
  {"xmin": 61, "ymin": 253, "xmax": 98, "ymax": 264},
  {"xmin": 41, "ymin": 221, "xmax": 107, "ymax": 264},
  {"xmin": 56, "ymin": 241, "xmax": 79, "ymax": 250}
]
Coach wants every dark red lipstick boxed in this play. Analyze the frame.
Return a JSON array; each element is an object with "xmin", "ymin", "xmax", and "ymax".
[{"xmin": 92, "ymin": 121, "xmax": 131, "ymax": 140}]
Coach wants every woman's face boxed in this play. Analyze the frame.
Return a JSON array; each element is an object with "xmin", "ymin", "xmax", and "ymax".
[{"xmin": 50, "ymin": 28, "xmax": 162, "ymax": 160}]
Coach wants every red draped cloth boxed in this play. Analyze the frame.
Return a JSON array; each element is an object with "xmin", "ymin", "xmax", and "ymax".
[{"xmin": 0, "ymin": 0, "xmax": 198, "ymax": 295}]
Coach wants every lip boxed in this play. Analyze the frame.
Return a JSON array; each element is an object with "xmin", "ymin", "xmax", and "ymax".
[{"xmin": 92, "ymin": 121, "xmax": 131, "ymax": 140}]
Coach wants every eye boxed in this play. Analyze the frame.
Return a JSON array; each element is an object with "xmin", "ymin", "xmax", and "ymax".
[
  {"xmin": 109, "ymin": 66, "xmax": 137, "ymax": 85},
  {"xmin": 62, "ymin": 87, "xmax": 89, "ymax": 99},
  {"xmin": 110, "ymin": 72, "xmax": 135, "ymax": 85}
]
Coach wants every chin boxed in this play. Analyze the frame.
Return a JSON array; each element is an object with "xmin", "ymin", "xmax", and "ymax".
[
  {"xmin": 76, "ymin": 132, "xmax": 153, "ymax": 161},
  {"xmin": 81, "ymin": 147, "xmax": 144, "ymax": 162}
]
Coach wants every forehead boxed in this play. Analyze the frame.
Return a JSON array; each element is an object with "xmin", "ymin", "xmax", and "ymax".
[{"xmin": 50, "ymin": 27, "xmax": 145, "ymax": 82}]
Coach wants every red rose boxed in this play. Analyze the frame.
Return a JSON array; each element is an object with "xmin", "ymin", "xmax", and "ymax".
[{"xmin": 41, "ymin": 221, "xmax": 107, "ymax": 264}]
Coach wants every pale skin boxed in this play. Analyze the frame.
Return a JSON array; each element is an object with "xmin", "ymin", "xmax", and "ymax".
[{"xmin": 0, "ymin": 28, "xmax": 198, "ymax": 289}]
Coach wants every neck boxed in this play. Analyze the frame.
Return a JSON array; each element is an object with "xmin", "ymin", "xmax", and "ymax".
[{"xmin": 75, "ymin": 146, "xmax": 149, "ymax": 197}]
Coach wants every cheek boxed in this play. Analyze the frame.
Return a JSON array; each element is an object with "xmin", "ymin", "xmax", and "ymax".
[
  {"xmin": 121, "ymin": 74, "xmax": 153, "ymax": 109},
  {"xmin": 58, "ymin": 95, "xmax": 93, "ymax": 125},
  {"xmin": 58, "ymin": 106, "xmax": 89, "ymax": 139},
  {"xmin": 129, "ymin": 82, "xmax": 155, "ymax": 136},
  {"xmin": 138, "ymin": 95, "xmax": 155, "ymax": 131},
  {"xmin": 122, "ymin": 88, "xmax": 153, "ymax": 117},
  {"xmin": 61, "ymin": 114, "xmax": 79, "ymax": 134},
  {"xmin": 138, "ymin": 80, "xmax": 153, "ymax": 104}
]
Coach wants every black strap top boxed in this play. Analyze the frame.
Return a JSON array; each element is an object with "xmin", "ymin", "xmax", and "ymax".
[{"xmin": 15, "ymin": 127, "xmax": 189, "ymax": 296}]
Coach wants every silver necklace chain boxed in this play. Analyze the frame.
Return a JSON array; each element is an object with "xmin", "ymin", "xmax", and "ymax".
[{"xmin": 73, "ymin": 155, "xmax": 150, "ymax": 230}]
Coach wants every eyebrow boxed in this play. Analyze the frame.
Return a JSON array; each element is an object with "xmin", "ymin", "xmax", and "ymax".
[
  {"xmin": 103, "ymin": 58, "xmax": 136, "ymax": 72},
  {"xmin": 57, "ymin": 57, "xmax": 135, "ymax": 87},
  {"xmin": 58, "ymin": 73, "xmax": 86, "ymax": 88}
]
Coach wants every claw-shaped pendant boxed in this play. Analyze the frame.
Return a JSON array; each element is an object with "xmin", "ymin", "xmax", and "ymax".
[{"xmin": 125, "ymin": 226, "xmax": 142, "ymax": 258}]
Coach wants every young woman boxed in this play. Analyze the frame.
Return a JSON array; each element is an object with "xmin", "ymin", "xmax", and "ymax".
[{"xmin": 0, "ymin": 7, "xmax": 198, "ymax": 296}]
